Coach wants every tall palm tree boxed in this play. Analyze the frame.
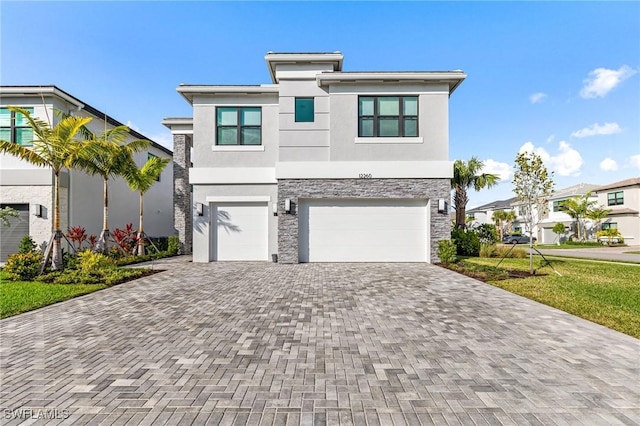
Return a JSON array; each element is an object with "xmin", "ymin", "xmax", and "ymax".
[
  {"xmin": 586, "ymin": 205, "xmax": 611, "ymax": 234},
  {"xmin": 0, "ymin": 107, "xmax": 93, "ymax": 270},
  {"xmin": 123, "ymin": 155, "xmax": 170, "ymax": 255},
  {"xmin": 561, "ymin": 191, "xmax": 596, "ymax": 241},
  {"xmin": 73, "ymin": 126, "xmax": 150, "ymax": 252},
  {"xmin": 452, "ymin": 157, "xmax": 499, "ymax": 228}
]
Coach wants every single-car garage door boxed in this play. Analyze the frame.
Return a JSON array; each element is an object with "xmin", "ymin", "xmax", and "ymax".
[
  {"xmin": 211, "ymin": 202, "xmax": 268, "ymax": 261},
  {"xmin": 0, "ymin": 204, "xmax": 30, "ymax": 262},
  {"xmin": 298, "ymin": 198, "xmax": 428, "ymax": 262}
]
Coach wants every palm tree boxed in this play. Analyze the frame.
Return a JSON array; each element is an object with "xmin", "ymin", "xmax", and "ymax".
[
  {"xmin": 586, "ymin": 205, "xmax": 611, "ymax": 234},
  {"xmin": 452, "ymin": 157, "xmax": 499, "ymax": 228},
  {"xmin": 492, "ymin": 210, "xmax": 507, "ymax": 240},
  {"xmin": 561, "ymin": 191, "xmax": 596, "ymax": 241},
  {"xmin": 0, "ymin": 107, "xmax": 93, "ymax": 270},
  {"xmin": 73, "ymin": 126, "xmax": 150, "ymax": 253},
  {"xmin": 123, "ymin": 155, "xmax": 170, "ymax": 255}
]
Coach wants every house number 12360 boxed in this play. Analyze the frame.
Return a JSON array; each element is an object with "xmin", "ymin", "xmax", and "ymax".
[{"xmin": 358, "ymin": 173, "xmax": 372, "ymax": 179}]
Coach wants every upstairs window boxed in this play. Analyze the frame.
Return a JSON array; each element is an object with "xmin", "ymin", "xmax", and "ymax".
[
  {"xmin": 553, "ymin": 200, "xmax": 567, "ymax": 212},
  {"xmin": 607, "ymin": 191, "xmax": 624, "ymax": 206},
  {"xmin": 358, "ymin": 96, "xmax": 418, "ymax": 137},
  {"xmin": 295, "ymin": 98, "xmax": 314, "ymax": 122},
  {"xmin": 0, "ymin": 107, "xmax": 34, "ymax": 146},
  {"xmin": 216, "ymin": 107, "xmax": 261, "ymax": 146}
]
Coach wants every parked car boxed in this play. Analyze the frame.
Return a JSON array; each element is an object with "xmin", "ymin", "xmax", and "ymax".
[{"xmin": 502, "ymin": 234, "xmax": 537, "ymax": 244}]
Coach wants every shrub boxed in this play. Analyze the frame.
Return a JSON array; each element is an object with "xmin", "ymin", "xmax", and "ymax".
[
  {"xmin": 479, "ymin": 243, "xmax": 497, "ymax": 258},
  {"xmin": 437, "ymin": 240, "xmax": 457, "ymax": 264},
  {"xmin": 18, "ymin": 235, "xmax": 37, "ymax": 254},
  {"xmin": 4, "ymin": 251, "xmax": 43, "ymax": 281},
  {"xmin": 76, "ymin": 250, "xmax": 116, "ymax": 274},
  {"xmin": 66, "ymin": 226, "xmax": 88, "ymax": 252},
  {"xmin": 494, "ymin": 245, "xmax": 527, "ymax": 258},
  {"xmin": 596, "ymin": 228, "xmax": 624, "ymax": 245},
  {"xmin": 167, "ymin": 236, "xmax": 180, "ymax": 255},
  {"xmin": 451, "ymin": 228, "xmax": 481, "ymax": 257},
  {"xmin": 477, "ymin": 224, "xmax": 499, "ymax": 245},
  {"xmin": 39, "ymin": 267, "xmax": 147, "ymax": 286},
  {"xmin": 112, "ymin": 224, "xmax": 139, "ymax": 255}
]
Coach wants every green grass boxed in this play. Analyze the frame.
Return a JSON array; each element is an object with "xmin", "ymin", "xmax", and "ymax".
[
  {"xmin": 460, "ymin": 257, "xmax": 640, "ymax": 338},
  {"xmin": 0, "ymin": 271, "xmax": 106, "ymax": 319}
]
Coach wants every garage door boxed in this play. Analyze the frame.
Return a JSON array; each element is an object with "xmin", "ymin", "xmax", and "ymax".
[
  {"xmin": 298, "ymin": 198, "xmax": 428, "ymax": 262},
  {"xmin": 0, "ymin": 204, "xmax": 30, "ymax": 262},
  {"xmin": 211, "ymin": 202, "xmax": 268, "ymax": 261}
]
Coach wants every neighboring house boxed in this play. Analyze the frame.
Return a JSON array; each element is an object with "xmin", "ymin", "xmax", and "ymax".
[
  {"xmin": 466, "ymin": 196, "xmax": 518, "ymax": 229},
  {"xmin": 163, "ymin": 52, "xmax": 465, "ymax": 263},
  {"xmin": 0, "ymin": 85, "xmax": 174, "ymax": 261},
  {"xmin": 593, "ymin": 177, "xmax": 640, "ymax": 244},
  {"xmin": 538, "ymin": 183, "xmax": 599, "ymax": 244}
]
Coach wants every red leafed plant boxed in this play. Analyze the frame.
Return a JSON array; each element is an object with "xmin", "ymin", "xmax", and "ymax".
[
  {"xmin": 112, "ymin": 223, "xmax": 139, "ymax": 255},
  {"xmin": 66, "ymin": 226, "xmax": 88, "ymax": 252},
  {"xmin": 88, "ymin": 234, "xmax": 98, "ymax": 248}
]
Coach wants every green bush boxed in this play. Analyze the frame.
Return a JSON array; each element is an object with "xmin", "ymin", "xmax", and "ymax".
[
  {"xmin": 167, "ymin": 236, "xmax": 180, "ymax": 255},
  {"xmin": 18, "ymin": 235, "xmax": 37, "ymax": 254},
  {"xmin": 451, "ymin": 228, "xmax": 481, "ymax": 257},
  {"xmin": 4, "ymin": 251, "xmax": 43, "ymax": 281},
  {"xmin": 477, "ymin": 224, "xmax": 499, "ymax": 245},
  {"xmin": 437, "ymin": 239, "xmax": 457, "ymax": 263},
  {"xmin": 76, "ymin": 250, "xmax": 116, "ymax": 274},
  {"xmin": 39, "ymin": 267, "xmax": 148, "ymax": 286},
  {"xmin": 479, "ymin": 243, "xmax": 497, "ymax": 258}
]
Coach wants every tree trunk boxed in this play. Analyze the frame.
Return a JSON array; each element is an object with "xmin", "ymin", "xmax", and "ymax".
[
  {"xmin": 454, "ymin": 187, "xmax": 468, "ymax": 229},
  {"xmin": 137, "ymin": 192, "xmax": 145, "ymax": 256},
  {"xmin": 51, "ymin": 172, "xmax": 63, "ymax": 271},
  {"xmin": 529, "ymin": 239, "xmax": 534, "ymax": 274},
  {"xmin": 96, "ymin": 178, "xmax": 110, "ymax": 253}
]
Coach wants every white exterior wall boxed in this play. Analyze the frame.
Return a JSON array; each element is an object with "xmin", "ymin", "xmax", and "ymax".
[
  {"xmin": 328, "ymin": 83, "xmax": 450, "ymax": 162},
  {"xmin": 0, "ymin": 185, "xmax": 52, "ymax": 248},
  {"xmin": 597, "ymin": 186, "xmax": 640, "ymax": 243}
]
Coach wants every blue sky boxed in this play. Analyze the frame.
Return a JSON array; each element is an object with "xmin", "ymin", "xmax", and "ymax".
[{"xmin": 2, "ymin": 1, "xmax": 639, "ymax": 207}]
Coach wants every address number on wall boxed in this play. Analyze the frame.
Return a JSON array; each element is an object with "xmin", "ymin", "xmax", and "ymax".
[{"xmin": 358, "ymin": 173, "xmax": 372, "ymax": 179}]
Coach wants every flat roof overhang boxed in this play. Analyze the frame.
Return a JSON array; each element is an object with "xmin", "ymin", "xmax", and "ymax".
[{"xmin": 316, "ymin": 72, "xmax": 467, "ymax": 95}]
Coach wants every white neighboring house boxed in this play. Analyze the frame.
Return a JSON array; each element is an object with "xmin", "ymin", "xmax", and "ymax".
[
  {"xmin": 538, "ymin": 183, "xmax": 599, "ymax": 244},
  {"xmin": 0, "ymin": 85, "xmax": 174, "ymax": 261},
  {"xmin": 593, "ymin": 177, "xmax": 640, "ymax": 244},
  {"xmin": 164, "ymin": 52, "xmax": 466, "ymax": 263},
  {"xmin": 466, "ymin": 196, "xmax": 518, "ymax": 230}
]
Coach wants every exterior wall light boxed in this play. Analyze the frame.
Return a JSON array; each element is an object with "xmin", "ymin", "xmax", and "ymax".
[
  {"xmin": 196, "ymin": 202, "xmax": 204, "ymax": 216},
  {"xmin": 438, "ymin": 199, "xmax": 448, "ymax": 214}
]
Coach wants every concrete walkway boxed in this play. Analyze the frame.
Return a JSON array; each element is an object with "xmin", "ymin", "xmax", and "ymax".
[
  {"xmin": 530, "ymin": 245, "xmax": 640, "ymax": 263},
  {"xmin": 1, "ymin": 262, "xmax": 638, "ymax": 425}
]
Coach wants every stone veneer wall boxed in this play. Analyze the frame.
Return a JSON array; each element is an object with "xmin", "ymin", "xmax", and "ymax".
[
  {"xmin": 277, "ymin": 178, "xmax": 451, "ymax": 264},
  {"xmin": 173, "ymin": 134, "xmax": 192, "ymax": 254}
]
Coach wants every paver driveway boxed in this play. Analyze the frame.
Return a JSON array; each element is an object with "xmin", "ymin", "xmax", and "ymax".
[{"xmin": 1, "ymin": 260, "xmax": 639, "ymax": 425}]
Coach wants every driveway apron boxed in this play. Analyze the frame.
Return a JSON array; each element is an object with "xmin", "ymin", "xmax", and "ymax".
[{"xmin": 1, "ymin": 262, "xmax": 638, "ymax": 425}]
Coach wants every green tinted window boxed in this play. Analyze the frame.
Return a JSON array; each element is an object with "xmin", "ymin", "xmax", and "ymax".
[
  {"xmin": 216, "ymin": 107, "xmax": 261, "ymax": 145},
  {"xmin": 357, "ymin": 96, "xmax": 418, "ymax": 137},
  {"xmin": 295, "ymin": 98, "xmax": 314, "ymax": 122}
]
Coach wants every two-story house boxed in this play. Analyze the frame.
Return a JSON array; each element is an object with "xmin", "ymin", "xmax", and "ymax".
[
  {"xmin": 0, "ymin": 86, "xmax": 174, "ymax": 261},
  {"xmin": 593, "ymin": 177, "xmax": 640, "ymax": 243},
  {"xmin": 163, "ymin": 52, "xmax": 465, "ymax": 263},
  {"xmin": 537, "ymin": 183, "xmax": 599, "ymax": 243},
  {"xmin": 466, "ymin": 197, "xmax": 518, "ymax": 229}
]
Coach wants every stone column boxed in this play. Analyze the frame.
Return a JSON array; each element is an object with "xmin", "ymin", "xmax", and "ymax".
[{"xmin": 173, "ymin": 134, "xmax": 192, "ymax": 254}]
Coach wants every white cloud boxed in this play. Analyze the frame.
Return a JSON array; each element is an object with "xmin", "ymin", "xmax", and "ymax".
[
  {"xmin": 599, "ymin": 157, "xmax": 618, "ymax": 171},
  {"xmin": 580, "ymin": 65, "xmax": 637, "ymax": 99},
  {"xmin": 629, "ymin": 155, "xmax": 640, "ymax": 170},
  {"xmin": 518, "ymin": 140, "xmax": 583, "ymax": 176},
  {"xmin": 529, "ymin": 92, "xmax": 547, "ymax": 104},
  {"xmin": 571, "ymin": 122, "xmax": 622, "ymax": 138},
  {"xmin": 481, "ymin": 159, "xmax": 513, "ymax": 182},
  {"xmin": 546, "ymin": 134, "xmax": 555, "ymax": 144},
  {"xmin": 125, "ymin": 120, "xmax": 140, "ymax": 132}
]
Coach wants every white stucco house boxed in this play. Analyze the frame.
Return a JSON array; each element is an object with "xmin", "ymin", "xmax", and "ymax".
[
  {"xmin": 0, "ymin": 85, "xmax": 174, "ymax": 261},
  {"xmin": 537, "ymin": 183, "xmax": 599, "ymax": 244},
  {"xmin": 466, "ymin": 197, "xmax": 518, "ymax": 229},
  {"xmin": 593, "ymin": 177, "xmax": 640, "ymax": 244},
  {"xmin": 164, "ymin": 52, "xmax": 465, "ymax": 263}
]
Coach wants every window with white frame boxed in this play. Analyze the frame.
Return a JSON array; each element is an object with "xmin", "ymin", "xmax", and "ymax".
[
  {"xmin": 0, "ymin": 107, "xmax": 34, "ymax": 146},
  {"xmin": 358, "ymin": 96, "xmax": 418, "ymax": 137},
  {"xmin": 216, "ymin": 107, "xmax": 261, "ymax": 145}
]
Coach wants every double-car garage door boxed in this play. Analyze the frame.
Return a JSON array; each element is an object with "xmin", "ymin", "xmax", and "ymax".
[{"xmin": 298, "ymin": 198, "xmax": 428, "ymax": 262}]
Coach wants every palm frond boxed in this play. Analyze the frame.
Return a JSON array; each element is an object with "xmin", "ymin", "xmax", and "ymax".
[
  {"xmin": 124, "ymin": 156, "xmax": 170, "ymax": 194},
  {"xmin": 0, "ymin": 140, "xmax": 48, "ymax": 167}
]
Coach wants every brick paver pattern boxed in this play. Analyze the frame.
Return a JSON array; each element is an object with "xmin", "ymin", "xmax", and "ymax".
[{"xmin": 1, "ymin": 260, "xmax": 639, "ymax": 425}]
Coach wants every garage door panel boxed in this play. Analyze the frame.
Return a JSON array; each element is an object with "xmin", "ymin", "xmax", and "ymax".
[
  {"xmin": 0, "ymin": 204, "xmax": 30, "ymax": 262},
  {"xmin": 299, "ymin": 198, "xmax": 428, "ymax": 263},
  {"xmin": 213, "ymin": 203, "xmax": 268, "ymax": 261}
]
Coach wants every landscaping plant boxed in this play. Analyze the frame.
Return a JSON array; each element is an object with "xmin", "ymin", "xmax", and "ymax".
[
  {"xmin": 18, "ymin": 235, "xmax": 37, "ymax": 253},
  {"xmin": 3, "ymin": 251, "xmax": 43, "ymax": 281},
  {"xmin": 437, "ymin": 239, "xmax": 457, "ymax": 264}
]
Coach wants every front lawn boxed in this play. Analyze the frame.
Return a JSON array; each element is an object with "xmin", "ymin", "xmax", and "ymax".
[
  {"xmin": 0, "ymin": 272, "xmax": 106, "ymax": 319},
  {"xmin": 452, "ymin": 258, "xmax": 640, "ymax": 339}
]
